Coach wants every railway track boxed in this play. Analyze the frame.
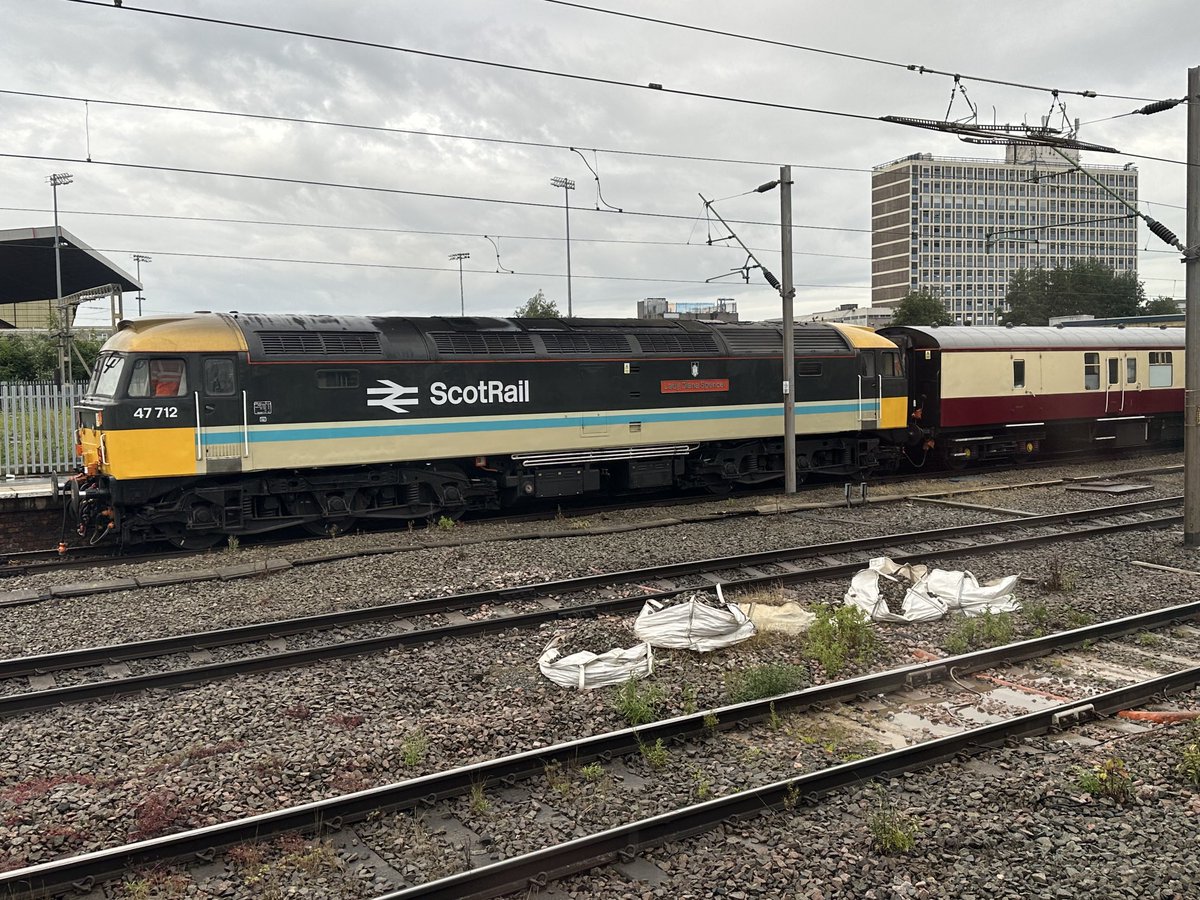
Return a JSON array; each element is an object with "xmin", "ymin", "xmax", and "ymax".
[
  {"xmin": 4, "ymin": 597, "xmax": 1199, "ymax": 899},
  {"xmin": 0, "ymin": 496, "xmax": 1182, "ymax": 718},
  {"xmin": 1, "ymin": 456, "xmax": 1181, "ymax": 580}
]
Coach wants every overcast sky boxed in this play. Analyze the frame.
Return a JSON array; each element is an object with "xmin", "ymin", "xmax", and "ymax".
[{"xmin": 1, "ymin": 0, "xmax": 1195, "ymax": 326}]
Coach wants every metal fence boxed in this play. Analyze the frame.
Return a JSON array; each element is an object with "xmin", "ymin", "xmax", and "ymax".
[{"xmin": 1, "ymin": 381, "xmax": 85, "ymax": 477}]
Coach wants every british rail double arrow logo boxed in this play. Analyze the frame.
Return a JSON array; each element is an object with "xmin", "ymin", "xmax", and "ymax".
[{"xmin": 366, "ymin": 380, "xmax": 419, "ymax": 414}]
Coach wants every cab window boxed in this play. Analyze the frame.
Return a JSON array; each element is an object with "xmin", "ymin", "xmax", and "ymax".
[
  {"xmin": 88, "ymin": 353, "xmax": 125, "ymax": 398},
  {"xmin": 128, "ymin": 358, "xmax": 189, "ymax": 398},
  {"xmin": 204, "ymin": 359, "xmax": 236, "ymax": 396}
]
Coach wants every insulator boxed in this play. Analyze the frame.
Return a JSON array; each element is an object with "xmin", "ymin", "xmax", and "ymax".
[
  {"xmin": 762, "ymin": 270, "xmax": 782, "ymax": 291},
  {"xmin": 1147, "ymin": 218, "xmax": 1180, "ymax": 248},
  {"xmin": 1135, "ymin": 99, "xmax": 1184, "ymax": 115}
]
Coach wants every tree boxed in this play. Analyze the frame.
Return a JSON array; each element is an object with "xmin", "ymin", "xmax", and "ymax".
[
  {"xmin": 0, "ymin": 332, "xmax": 104, "ymax": 381},
  {"xmin": 513, "ymin": 289, "xmax": 561, "ymax": 318},
  {"xmin": 888, "ymin": 290, "xmax": 954, "ymax": 327},
  {"xmin": 1141, "ymin": 295, "xmax": 1181, "ymax": 317},
  {"xmin": 1000, "ymin": 259, "xmax": 1145, "ymax": 326}
]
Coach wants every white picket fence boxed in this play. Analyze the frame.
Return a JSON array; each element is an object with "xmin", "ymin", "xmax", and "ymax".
[{"xmin": 1, "ymin": 381, "xmax": 86, "ymax": 477}]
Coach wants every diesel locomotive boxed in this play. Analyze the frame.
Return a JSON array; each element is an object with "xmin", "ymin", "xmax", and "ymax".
[
  {"xmin": 65, "ymin": 313, "xmax": 1183, "ymax": 547},
  {"xmin": 67, "ymin": 313, "xmax": 908, "ymax": 546}
]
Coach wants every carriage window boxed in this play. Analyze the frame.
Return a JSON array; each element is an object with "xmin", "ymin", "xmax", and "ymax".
[
  {"xmin": 316, "ymin": 369, "xmax": 360, "ymax": 389},
  {"xmin": 1126, "ymin": 358, "xmax": 1137, "ymax": 383},
  {"xmin": 1149, "ymin": 352, "xmax": 1173, "ymax": 387},
  {"xmin": 128, "ymin": 358, "xmax": 188, "ymax": 398},
  {"xmin": 1107, "ymin": 358, "xmax": 1120, "ymax": 386},
  {"xmin": 204, "ymin": 359, "xmax": 236, "ymax": 396},
  {"xmin": 1083, "ymin": 353, "xmax": 1100, "ymax": 391},
  {"xmin": 1012, "ymin": 359, "xmax": 1025, "ymax": 389}
]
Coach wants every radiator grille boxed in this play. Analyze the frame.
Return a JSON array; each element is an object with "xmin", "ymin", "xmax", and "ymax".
[
  {"xmin": 431, "ymin": 332, "xmax": 536, "ymax": 355},
  {"xmin": 258, "ymin": 331, "xmax": 382, "ymax": 355}
]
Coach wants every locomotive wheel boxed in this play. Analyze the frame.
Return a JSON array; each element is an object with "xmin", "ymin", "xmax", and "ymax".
[
  {"xmin": 166, "ymin": 531, "xmax": 223, "ymax": 550},
  {"xmin": 303, "ymin": 517, "xmax": 358, "ymax": 538}
]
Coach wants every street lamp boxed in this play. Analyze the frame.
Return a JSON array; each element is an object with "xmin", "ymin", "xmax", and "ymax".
[
  {"xmin": 550, "ymin": 176, "xmax": 575, "ymax": 316},
  {"xmin": 47, "ymin": 172, "xmax": 73, "ymax": 384},
  {"xmin": 133, "ymin": 254, "xmax": 152, "ymax": 317},
  {"xmin": 448, "ymin": 252, "xmax": 469, "ymax": 316}
]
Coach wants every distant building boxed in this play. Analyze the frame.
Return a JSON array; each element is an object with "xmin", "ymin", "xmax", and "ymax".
[
  {"xmin": 871, "ymin": 146, "xmax": 1138, "ymax": 325},
  {"xmin": 799, "ymin": 302, "xmax": 893, "ymax": 329},
  {"xmin": 638, "ymin": 297, "xmax": 738, "ymax": 323}
]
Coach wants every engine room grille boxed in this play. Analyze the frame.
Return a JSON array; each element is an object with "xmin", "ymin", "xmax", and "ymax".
[
  {"xmin": 539, "ymin": 333, "xmax": 632, "ymax": 354},
  {"xmin": 432, "ymin": 332, "xmax": 536, "ymax": 355},
  {"xmin": 258, "ymin": 331, "xmax": 382, "ymax": 355},
  {"xmin": 713, "ymin": 326, "xmax": 850, "ymax": 354},
  {"xmin": 716, "ymin": 328, "xmax": 783, "ymax": 354},
  {"xmin": 631, "ymin": 332, "xmax": 719, "ymax": 355}
]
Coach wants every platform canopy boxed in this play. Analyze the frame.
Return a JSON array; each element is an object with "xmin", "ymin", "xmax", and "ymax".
[{"xmin": 0, "ymin": 226, "xmax": 140, "ymax": 303}]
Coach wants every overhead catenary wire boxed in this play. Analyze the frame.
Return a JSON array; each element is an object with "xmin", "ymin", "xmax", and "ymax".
[
  {"xmin": 62, "ymin": 0, "xmax": 880, "ymax": 125},
  {"xmin": 0, "ymin": 206, "xmax": 871, "ymax": 260},
  {"xmin": 58, "ymin": 1, "xmax": 1194, "ymax": 169},
  {"xmin": 539, "ymin": 0, "xmax": 1166, "ymax": 103},
  {"xmin": 0, "ymin": 240, "xmax": 870, "ymax": 289},
  {"xmin": 0, "ymin": 88, "xmax": 870, "ymax": 174},
  {"xmin": 0, "ymin": 152, "xmax": 871, "ymax": 233}
]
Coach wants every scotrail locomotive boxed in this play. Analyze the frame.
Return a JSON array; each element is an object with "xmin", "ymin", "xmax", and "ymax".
[{"xmin": 64, "ymin": 313, "xmax": 1182, "ymax": 546}]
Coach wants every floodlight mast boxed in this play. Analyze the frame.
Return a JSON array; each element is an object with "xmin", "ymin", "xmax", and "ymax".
[
  {"xmin": 48, "ymin": 172, "xmax": 73, "ymax": 385},
  {"xmin": 550, "ymin": 176, "xmax": 575, "ymax": 316},
  {"xmin": 448, "ymin": 252, "xmax": 469, "ymax": 316},
  {"xmin": 133, "ymin": 254, "xmax": 151, "ymax": 317}
]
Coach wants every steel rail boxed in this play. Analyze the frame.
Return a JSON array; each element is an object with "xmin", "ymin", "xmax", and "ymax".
[
  {"xmin": 380, "ymin": 663, "xmax": 1200, "ymax": 900},
  {"xmin": 0, "ymin": 496, "xmax": 1182, "ymax": 681},
  {"xmin": 0, "ymin": 508, "xmax": 1182, "ymax": 718},
  {"xmin": 2, "ymin": 458, "xmax": 1181, "ymax": 579},
  {"xmin": 3, "ymin": 598, "xmax": 1198, "ymax": 900}
]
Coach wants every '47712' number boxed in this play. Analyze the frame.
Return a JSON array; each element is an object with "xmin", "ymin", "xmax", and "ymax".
[{"xmin": 133, "ymin": 406, "xmax": 179, "ymax": 419}]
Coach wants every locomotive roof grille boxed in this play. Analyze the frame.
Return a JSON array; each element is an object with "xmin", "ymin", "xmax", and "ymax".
[
  {"xmin": 539, "ymin": 332, "xmax": 632, "ymax": 354},
  {"xmin": 632, "ymin": 332, "xmax": 719, "ymax": 355},
  {"xmin": 432, "ymin": 332, "xmax": 537, "ymax": 355},
  {"xmin": 714, "ymin": 326, "xmax": 851, "ymax": 354},
  {"xmin": 258, "ymin": 331, "xmax": 382, "ymax": 355}
]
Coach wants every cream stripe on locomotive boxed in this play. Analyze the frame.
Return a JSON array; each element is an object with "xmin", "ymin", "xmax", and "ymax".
[{"xmin": 201, "ymin": 398, "xmax": 876, "ymax": 471}]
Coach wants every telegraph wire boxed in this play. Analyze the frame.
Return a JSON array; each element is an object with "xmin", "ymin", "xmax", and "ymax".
[
  {"xmin": 540, "ymin": 0, "xmax": 1163, "ymax": 103},
  {"xmin": 0, "ymin": 206, "xmax": 870, "ymax": 260},
  {"xmin": 0, "ymin": 152, "xmax": 872, "ymax": 233},
  {"xmin": 0, "ymin": 88, "xmax": 871, "ymax": 174}
]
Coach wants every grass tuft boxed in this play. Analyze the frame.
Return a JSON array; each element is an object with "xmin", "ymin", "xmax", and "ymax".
[
  {"xmin": 613, "ymin": 678, "xmax": 663, "ymax": 726},
  {"xmin": 726, "ymin": 664, "xmax": 808, "ymax": 703},
  {"xmin": 804, "ymin": 604, "xmax": 877, "ymax": 676},
  {"xmin": 944, "ymin": 611, "xmax": 1015, "ymax": 655},
  {"xmin": 1077, "ymin": 757, "xmax": 1134, "ymax": 804}
]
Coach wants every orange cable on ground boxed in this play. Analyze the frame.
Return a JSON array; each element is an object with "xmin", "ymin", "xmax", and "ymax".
[{"xmin": 1117, "ymin": 710, "xmax": 1200, "ymax": 723}]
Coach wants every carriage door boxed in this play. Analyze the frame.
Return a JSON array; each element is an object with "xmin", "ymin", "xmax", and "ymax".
[
  {"xmin": 1104, "ymin": 355, "xmax": 1121, "ymax": 413},
  {"xmin": 858, "ymin": 352, "xmax": 879, "ymax": 429},
  {"xmin": 199, "ymin": 357, "xmax": 250, "ymax": 473}
]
